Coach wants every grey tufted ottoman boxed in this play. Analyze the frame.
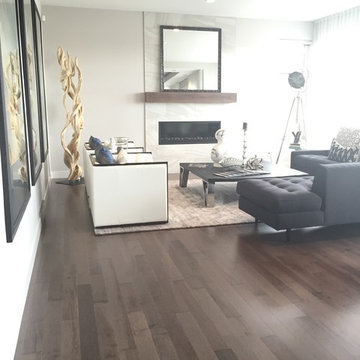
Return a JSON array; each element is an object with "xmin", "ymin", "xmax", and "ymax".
[{"xmin": 236, "ymin": 176, "xmax": 324, "ymax": 239}]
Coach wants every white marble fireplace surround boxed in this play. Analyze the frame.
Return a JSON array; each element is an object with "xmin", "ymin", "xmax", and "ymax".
[{"xmin": 144, "ymin": 13, "xmax": 240, "ymax": 174}]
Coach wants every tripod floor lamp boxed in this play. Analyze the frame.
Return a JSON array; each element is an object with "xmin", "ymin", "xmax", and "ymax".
[{"xmin": 276, "ymin": 71, "xmax": 306, "ymax": 164}]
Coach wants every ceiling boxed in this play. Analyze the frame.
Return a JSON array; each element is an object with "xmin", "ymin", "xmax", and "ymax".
[{"xmin": 41, "ymin": 0, "xmax": 360, "ymax": 21}]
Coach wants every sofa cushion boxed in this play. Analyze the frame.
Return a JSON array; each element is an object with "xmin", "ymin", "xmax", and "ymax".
[
  {"xmin": 328, "ymin": 138, "xmax": 360, "ymax": 162},
  {"xmin": 95, "ymin": 145, "xmax": 114, "ymax": 164},
  {"xmin": 236, "ymin": 176, "xmax": 322, "ymax": 213}
]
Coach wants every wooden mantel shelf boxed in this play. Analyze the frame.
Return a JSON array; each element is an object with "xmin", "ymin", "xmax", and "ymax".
[{"xmin": 145, "ymin": 92, "xmax": 237, "ymax": 104}]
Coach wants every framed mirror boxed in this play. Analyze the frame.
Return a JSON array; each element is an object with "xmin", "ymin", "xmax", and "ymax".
[{"xmin": 160, "ymin": 25, "xmax": 221, "ymax": 92}]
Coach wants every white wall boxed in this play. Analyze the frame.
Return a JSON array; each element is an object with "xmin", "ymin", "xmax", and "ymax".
[
  {"xmin": 0, "ymin": 0, "xmax": 52, "ymax": 357},
  {"xmin": 235, "ymin": 19, "xmax": 313, "ymax": 164},
  {"xmin": 0, "ymin": 158, "xmax": 50, "ymax": 360},
  {"xmin": 42, "ymin": 6, "xmax": 145, "ymax": 178}
]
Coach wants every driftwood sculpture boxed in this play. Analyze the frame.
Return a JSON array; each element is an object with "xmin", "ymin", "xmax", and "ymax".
[{"xmin": 57, "ymin": 47, "xmax": 84, "ymax": 181}]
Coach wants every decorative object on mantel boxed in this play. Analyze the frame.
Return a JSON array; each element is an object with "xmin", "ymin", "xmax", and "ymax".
[
  {"xmin": 211, "ymin": 129, "xmax": 227, "ymax": 164},
  {"xmin": 246, "ymin": 155, "xmax": 263, "ymax": 170},
  {"xmin": 56, "ymin": 47, "xmax": 84, "ymax": 184}
]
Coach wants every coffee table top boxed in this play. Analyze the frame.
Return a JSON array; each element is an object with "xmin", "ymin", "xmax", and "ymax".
[{"xmin": 180, "ymin": 162, "xmax": 308, "ymax": 183}]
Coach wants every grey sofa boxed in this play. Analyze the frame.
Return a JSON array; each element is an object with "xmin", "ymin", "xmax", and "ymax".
[
  {"xmin": 236, "ymin": 127, "xmax": 360, "ymax": 238},
  {"xmin": 236, "ymin": 162, "xmax": 360, "ymax": 239}
]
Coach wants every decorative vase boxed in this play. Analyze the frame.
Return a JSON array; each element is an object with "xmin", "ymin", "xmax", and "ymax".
[{"xmin": 211, "ymin": 129, "xmax": 227, "ymax": 164}]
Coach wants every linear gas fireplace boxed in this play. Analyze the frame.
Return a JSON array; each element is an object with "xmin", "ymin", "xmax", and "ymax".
[{"xmin": 159, "ymin": 121, "xmax": 221, "ymax": 145}]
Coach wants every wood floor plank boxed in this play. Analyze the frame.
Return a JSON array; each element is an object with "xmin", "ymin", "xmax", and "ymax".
[
  {"xmin": 77, "ymin": 284, "xmax": 101, "ymax": 360},
  {"xmin": 215, "ymin": 348, "xmax": 239, "ymax": 360},
  {"xmin": 132, "ymin": 255, "xmax": 180, "ymax": 360},
  {"xmin": 176, "ymin": 311, "xmax": 218, "ymax": 360},
  {"xmin": 60, "ymin": 320, "xmax": 81, "ymax": 360},
  {"xmin": 94, "ymin": 303, "xmax": 122, "ymax": 359},
  {"xmin": 100, "ymin": 258, "xmax": 136, "ymax": 351},
  {"xmin": 62, "ymin": 263, "xmax": 78, "ymax": 321},
  {"xmin": 261, "ymin": 335, "xmax": 300, "ymax": 360},
  {"xmin": 128, "ymin": 311, "xmax": 161, "ymax": 360},
  {"xmin": 172, "ymin": 279, "xmax": 228, "ymax": 352}
]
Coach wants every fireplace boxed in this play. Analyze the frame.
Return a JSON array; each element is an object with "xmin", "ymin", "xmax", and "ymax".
[{"xmin": 159, "ymin": 121, "xmax": 221, "ymax": 145}]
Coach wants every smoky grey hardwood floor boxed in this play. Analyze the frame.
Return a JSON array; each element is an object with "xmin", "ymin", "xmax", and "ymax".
[{"xmin": 14, "ymin": 181, "xmax": 360, "ymax": 360}]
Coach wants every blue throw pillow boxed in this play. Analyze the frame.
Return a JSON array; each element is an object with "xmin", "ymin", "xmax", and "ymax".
[
  {"xmin": 89, "ymin": 136, "xmax": 102, "ymax": 150},
  {"xmin": 95, "ymin": 145, "xmax": 114, "ymax": 164}
]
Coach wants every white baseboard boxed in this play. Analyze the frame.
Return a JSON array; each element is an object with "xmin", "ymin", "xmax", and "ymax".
[{"xmin": 51, "ymin": 170, "xmax": 69, "ymax": 179}]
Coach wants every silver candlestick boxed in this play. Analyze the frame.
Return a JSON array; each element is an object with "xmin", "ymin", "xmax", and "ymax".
[{"xmin": 242, "ymin": 122, "xmax": 247, "ymax": 167}]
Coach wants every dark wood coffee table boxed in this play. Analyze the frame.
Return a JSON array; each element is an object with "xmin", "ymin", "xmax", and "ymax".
[{"xmin": 179, "ymin": 162, "xmax": 307, "ymax": 207}]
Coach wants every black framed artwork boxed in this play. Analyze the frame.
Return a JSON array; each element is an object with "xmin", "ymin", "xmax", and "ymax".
[
  {"xmin": 0, "ymin": 0, "xmax": 31, "ymax": 242},
  {"xmin": 18, "ymin": 0, "xmax": 42, "ymax": 184},
  {"xmin": 32, "ymin": 0, "xmax": 48, "ymax": 162}
]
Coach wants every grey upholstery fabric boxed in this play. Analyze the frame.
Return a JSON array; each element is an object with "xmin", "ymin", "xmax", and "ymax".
[
  {"xmin": 312, "ymin": 162, "xmax": 360, "ymax": 225},
  {"xmin": 240, "ymin": 131, "xmax": 360, "ymax": 233},
  {"xmin": 237, "ymin": 161, "xmax": 360, "ymax": 232},
  {"xmin": 236, "ymin": 177, "xmax": 322, "ymax": 213},
  {"xmin": 290, "ymin": 150, "xmax": 334, "ymax": 175},
  {"xmin": 238, "ymin": 196, "xmax": 324, "ymax": 230}
]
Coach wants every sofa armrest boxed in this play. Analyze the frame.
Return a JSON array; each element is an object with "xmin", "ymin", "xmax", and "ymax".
[
  {"xmin": 89, "ymin": 162, "xmax": 168, "ymax": 227},
  {"xmin": 312, "ymin": 162, "xmax": 360, "ymax": 225},
  {"xmin": 291, "ymin": 149, "xmax": 329, "ymax": 161},
  {"xmin": 290, "ymin": 150, "xmax": 330, "ymax": 172}
]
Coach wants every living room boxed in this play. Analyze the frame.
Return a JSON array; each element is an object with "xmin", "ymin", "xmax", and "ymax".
[{"xmin": 1, "ymin": 0, "xmax": 360, "ymax": 359}]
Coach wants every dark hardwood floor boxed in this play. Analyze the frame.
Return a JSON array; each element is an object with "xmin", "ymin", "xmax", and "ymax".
[{"xmin": 14, "ymin": 181, "xmax": 360, "ymax": 360}]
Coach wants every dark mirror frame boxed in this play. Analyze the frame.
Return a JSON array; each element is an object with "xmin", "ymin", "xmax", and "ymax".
[
  {"xmin": 32, "ymin": 0, "xmax": 49, "ymax": 162},
  {"xmin": 0, "ymin": 0, "xmax": 31, "ymax": 242},
  {"xmin": 160, "ymin": 25, "xmax": 222, "ymax": 93},
  {"xmin": 18, "ymin": 0, "xmax": 42, "ymax": 185}
]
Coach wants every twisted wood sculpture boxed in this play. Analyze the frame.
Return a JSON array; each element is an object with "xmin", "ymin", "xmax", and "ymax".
[
  {"xmin": 57, "ymin": 47, "xmax": 84, "ymax": 181},
  {"xmin": 5, "ymin": 51, "xmax": 27, "ymax": 183}
]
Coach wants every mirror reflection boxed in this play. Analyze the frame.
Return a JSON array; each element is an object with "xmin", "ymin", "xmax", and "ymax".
[
  {"xmin": 161, "ymin": 26, "xmax": 221, "ymax": 92},
  {"xmin": 1, "ymin": 2, "xmax": 28, "ymax": 184}
]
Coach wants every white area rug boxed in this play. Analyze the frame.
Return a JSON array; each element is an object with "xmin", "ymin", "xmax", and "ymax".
[{"xmin": 94, "ymin": 179, "xmax": 254, "ymax": 235}]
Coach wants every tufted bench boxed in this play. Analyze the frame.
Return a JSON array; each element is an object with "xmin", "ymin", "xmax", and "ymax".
[{"xmin": 236, "ymin": 176, "xmax": 324, "ymax": 239}]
